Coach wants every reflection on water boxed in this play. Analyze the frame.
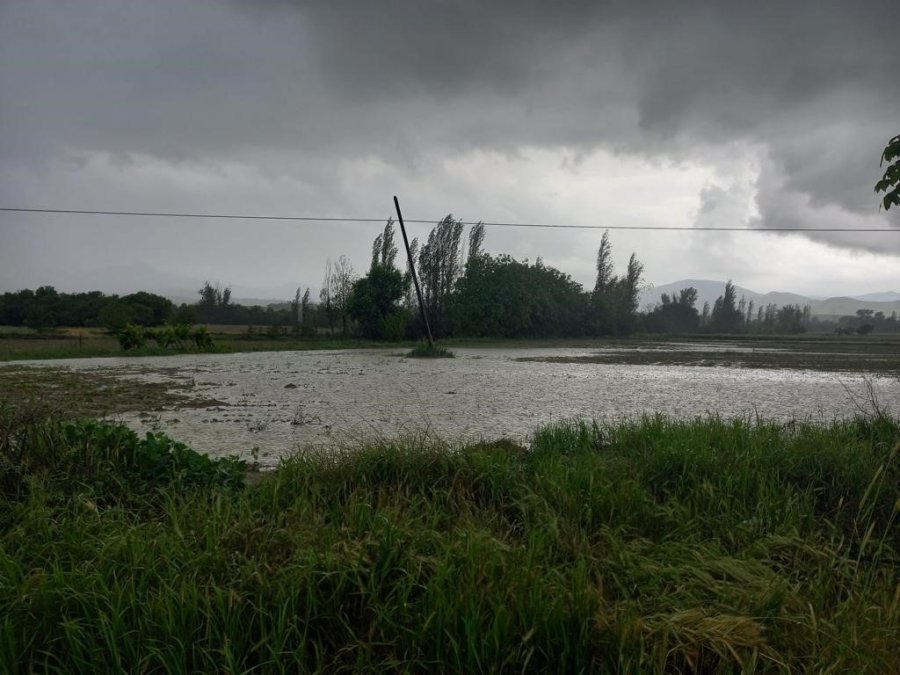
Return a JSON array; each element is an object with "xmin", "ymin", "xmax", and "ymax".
[{"xmin": 25, "ymin": 347, "xmax": 900, "ymax": 467}]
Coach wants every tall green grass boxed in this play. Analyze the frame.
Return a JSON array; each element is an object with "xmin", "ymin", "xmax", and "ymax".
[{"xmin": 1, "ymin": 405, "xmax": 897, "ymax": 673}]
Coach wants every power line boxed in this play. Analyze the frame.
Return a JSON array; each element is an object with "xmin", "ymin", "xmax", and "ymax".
[{"xmin": 1, "ymin": 206, "xmax": 897, "ymax": 232}]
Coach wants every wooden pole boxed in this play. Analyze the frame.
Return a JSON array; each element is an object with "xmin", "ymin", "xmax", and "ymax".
[{"xmin": 393, "ymin": 196, "xmax": 434, "ymax": 347}]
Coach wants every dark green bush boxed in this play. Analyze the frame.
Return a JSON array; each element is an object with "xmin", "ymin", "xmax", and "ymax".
[{"xmin": 1, "ymin": 412, "xmax": 246, "ymax": 507}]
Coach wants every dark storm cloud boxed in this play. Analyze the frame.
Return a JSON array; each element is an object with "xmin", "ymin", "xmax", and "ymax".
[
  {"xmin": 297, "ymin": 0, "xmax": 900, "ymax": 245},
  {"xmin": 1, "ymin": 0, "xmax": 898, "ymax": 270}
]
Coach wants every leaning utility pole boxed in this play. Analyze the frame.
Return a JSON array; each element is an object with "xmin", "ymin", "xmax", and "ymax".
[{"xmin": 393, "ymin": 196, "xmax": 434, "ymax": 347}]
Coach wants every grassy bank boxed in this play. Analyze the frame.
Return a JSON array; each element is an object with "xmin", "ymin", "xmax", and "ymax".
[
  {"xmin": 1, "ymin": 407, "xmax": 898, "ymax": 673},
  {"xmin": 0, "ymin": 331, "xmax": 406, "ymax": 361}
]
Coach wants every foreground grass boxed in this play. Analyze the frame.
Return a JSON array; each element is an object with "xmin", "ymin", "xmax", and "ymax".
[{"xmin": 1, "ymin": 409, "xmax": 898, "ymax": 673}]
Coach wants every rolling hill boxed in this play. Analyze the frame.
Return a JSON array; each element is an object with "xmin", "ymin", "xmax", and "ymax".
[{"xmin": 640, "ymin": 280, "xmax": 900, "ymax": 318}]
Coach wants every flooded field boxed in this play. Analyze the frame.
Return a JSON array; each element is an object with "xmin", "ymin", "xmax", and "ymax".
[{"xmin": 4, "ymin": 343, "xmax": 899, "ymax": 467}]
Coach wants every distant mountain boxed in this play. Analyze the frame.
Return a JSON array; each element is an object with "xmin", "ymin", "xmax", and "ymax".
[
  {"xmin": 640, "ymin": 280, "xmax": 900, "ymax": 318},
  {"xmin": 638, "ymin": 279, "xmax": 809, "ymax": 313},
  {"xmin": 811, "ymin": 297, "xmax": 900, "ymax": 318},
  {"xmin": 850, "ymin": 291, "xmax": 900, "ymax": 303}
]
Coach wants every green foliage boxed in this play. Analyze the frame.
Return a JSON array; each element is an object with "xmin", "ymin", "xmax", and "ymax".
[
  {"xmin": 591, "ymin": 233, "xmax": 644, "ymax": 335},
  {"xmin": 171, "ymin": 303, "xmax": 197, "ymax": 325},
  {"xmin": 173, "ymin": 322, "xmax": 192, "ymax": 344},
  {"xmin": 417, "ymin": 215, "xmax": 466, "ymax": 336},
  {"xmin": 874, "ymin": 133, "xmax": 900, "ymax": 210},
  {"xmin": 150, "ymin": 324, "xmax": 177, "ymax": 349},
  {"xmin": 406, "ymin": 341, "xmax": 455, "ymax": 358},
  {"xmin": 116, "ymin": 323, "xmax": 213, "ymax": 352},
  {"xmin": 379, "ymin": 307, "xmax": 411, "ymax": 342},
  {"xmin": 0, "ymin": 411, "xmax": 246, "ymax": 507},
  {"xmin": 1, "ymin": 412, "xmax": 897, "ymax": 672},
  {"xmin": 450, "ymin": 254, "xmax": 590, "ymax": 337},
  {"xmin": 191, "ymin": 325, "xmax": 214, "ymax": 350},
  {"xmin": 709, "ymin": 280, "xmax": 745, "ymax": 333},
  {"xmin": 347, "ymin": 265, "xmax": 406, "ymax": 339},
  {"xmin": 23, "ymin": 286, "xmax": 59, "ymax": 331},
  {"xmin": 117, "ymin": 323, "xmax": 148, "ymax": 350},
  {"xmin": 99, "ymin": 298, "xmax": 137, "ymax": 332},
  {"xmin": 120, "ymin": 291, "xmax": 175, "ymax": 326},
  {"xmin": 370, "ymin": 218, "xmax": 399, "ymax": 270},
  {"xmin": 0, "ymin": 287, "xmax": 173, "ymax": 331},
  {"xmin": 645, "ymin": 287, "xmax": 700, "ymax": 333}
]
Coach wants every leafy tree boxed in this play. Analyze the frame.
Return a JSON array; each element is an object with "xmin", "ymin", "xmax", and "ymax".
[
  {"xmin": 875, "ymin": 134, "xmax": 900, "ymax": 210},
  {"xmin": 0, "ymin": 289, "xmax": 31, "ymax": 325},
  {"xmin": 591, "ymin": 232, "xmax": 616, "ymax": 333},
  {"xmin": 593, "ymin": 231, "xmax": 615, "ymax": 295},
  {"xmin": 613, "ymin": 253, "xmax": 644, "ymax": 334},
  {"xmin": 195, "ymin": 282, "xmax": 234, "ymax": 323},
  {"xmin": 589, "ymin": 232, "xmax": 643, "ymax": 334},
  {"xmin": 347, "ymin": 265, "xmax": 406, "ymax": 339},
  {"xmin": 418, "ymin": 215, "xmax": 465, "ymax": 336},
  {"xmin": 709, "ymin": 281, "xmax": 744, "ymax": 333},
  {"xmin": 121, "ymin": 292, "xmax": 173, "ymax": 326},
  {"xmin": 332, "ymin": 255, "xmax": 356, "ymax": 336},
  {"xmin": 99, "ymin": 299, "xmax": 136, "ymax": 333},
  {"xmin": 775, "ymin": 304, "xmax": 806, "ymax": 334},
  {"xmin": 319, "ymin": 259, "xmax": 337, "ymax": 334},
  {"xmin": 449, "ymin": 254, "xmax": 590, "ymax": 338},
  {"xmin": 198, "ymin": 281, "xmax": 220, "ymax": 307},
  {"xmin": 645, "ymin": 287, "xmax": 700, "ymax": 333},
  {"xmin": 402, "ymin": 237, "xmax": 420, "ymax": 310},
  {"xmin": 371, "ymin": 219, "xmax": 399, "ymax": 271},
  {"xmin": 467, "ymin": 222, "xmax": 486, "ymax": 263},
  {"xmin": 172, "ymin": 304, "xmax": 197, "ymax": 325},
  {"xmin": 23, "ymin": 286, "xmax": 59, "ymax": 332},
  {"xmin": 291, "ymin": 287, "xmax": 302, "ymax": 335},
  {"xmin": 300, "ymin": 288, "xmax": 314, "ymax": 336}
]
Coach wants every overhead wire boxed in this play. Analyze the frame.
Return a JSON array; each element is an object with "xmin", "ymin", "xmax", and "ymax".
[{"xmin": 0, "ymin": 206, "xmax": 897, "ymax": 232}]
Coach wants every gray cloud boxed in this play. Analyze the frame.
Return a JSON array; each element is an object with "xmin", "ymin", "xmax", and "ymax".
[{"xmin": 1, "ymin": 0, "xmax": 898, "ymax": 296}]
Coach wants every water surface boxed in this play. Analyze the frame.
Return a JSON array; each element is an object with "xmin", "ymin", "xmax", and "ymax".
[{"xmin": 22, "ymin": 347, "xmax": 900, "ymax": 467}]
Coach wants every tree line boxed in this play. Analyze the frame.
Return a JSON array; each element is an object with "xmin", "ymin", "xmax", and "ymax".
[
  {"xmin": 2, "ymin": 217, "xmax": 897, "ymax": 337},
  {"xmin": 327, "ymin": 218, "xmax": 647, "ymax": 340}
]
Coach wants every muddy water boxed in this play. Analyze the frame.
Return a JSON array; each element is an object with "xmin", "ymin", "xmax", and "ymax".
[{"xmin": 26, "ymin": 347, "xmax": 900, "ymax": 467}]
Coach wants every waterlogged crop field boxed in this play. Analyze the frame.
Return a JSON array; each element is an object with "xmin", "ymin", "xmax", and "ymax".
[
  {"xmin": 3, "ymin": 341, "xmax": 900, "ymax": 672},
  {"xmin": 3, "ymin": 341, "xmax": 899, "ymax": 467}
]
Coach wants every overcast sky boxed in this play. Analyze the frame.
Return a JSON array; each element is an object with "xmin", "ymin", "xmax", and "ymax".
[{"xmin": 1, "ymin": 0, "xmax": 898, "ymax": 300}]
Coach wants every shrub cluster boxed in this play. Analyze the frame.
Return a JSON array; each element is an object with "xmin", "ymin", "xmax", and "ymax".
[{"xmin": 116, "ymin": 323, "xmax": 214, "ymax": 351}]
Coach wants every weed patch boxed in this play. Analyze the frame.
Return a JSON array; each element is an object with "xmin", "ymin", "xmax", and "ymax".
[{"xmin": 406, "ymin": 341, "xmax": 455, "ymax": 358}]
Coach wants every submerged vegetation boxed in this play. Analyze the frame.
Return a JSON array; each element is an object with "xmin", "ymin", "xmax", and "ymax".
[
  {"xmin": 1, "ymin": 404, "xmax": 898, "ymax": 673},
  {"xmin": 405, "ymin": 341, "xmax": 455, "ymax": 358}
]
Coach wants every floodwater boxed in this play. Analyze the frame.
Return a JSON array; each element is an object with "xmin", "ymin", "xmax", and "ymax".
[{"xmin": 25, "ymin": 347, "xmax": 900, "ymax": 467}]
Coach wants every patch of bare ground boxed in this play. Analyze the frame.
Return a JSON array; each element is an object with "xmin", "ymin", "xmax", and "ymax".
[
  {"xmin": 516, "ymin": 341, "xmax": 900, "ymax": 374},
  {"xmin": 0, "ymin": 366, "xmax": 227, "ymax": 419}
]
